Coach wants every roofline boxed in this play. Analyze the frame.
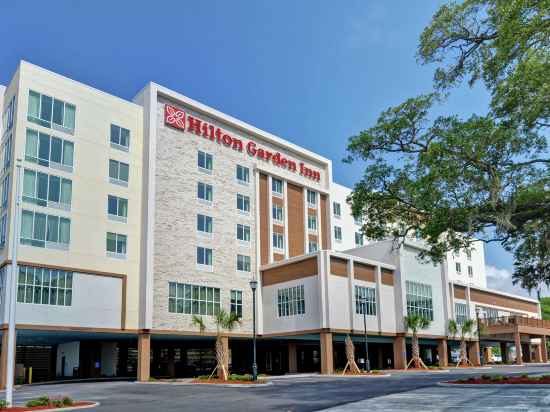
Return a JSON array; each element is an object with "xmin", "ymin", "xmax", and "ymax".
[{"xmin": 452, "ymin": 281, "xmax": 540, "ymax": 304}]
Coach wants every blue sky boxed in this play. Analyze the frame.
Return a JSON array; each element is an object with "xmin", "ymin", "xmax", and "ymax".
[{"xmin": 0, "ymin": 1, "xmax": 527, "ymax": 294}]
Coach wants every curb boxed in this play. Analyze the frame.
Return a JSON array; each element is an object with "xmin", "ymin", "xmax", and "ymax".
[
  {"xmin": 438, "ymin": 382, "xmax": 550, "ymax": 388},
  {"xmin": 325, "ymin": 374, "xmax": 392, "ymax": 378},
  {"xmin": 137, "ymin": 380, "xmax": 273, "ymax": 388}
]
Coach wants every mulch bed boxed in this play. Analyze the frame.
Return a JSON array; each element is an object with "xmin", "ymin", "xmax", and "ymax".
[
  {"xmin": 191, "ymin": 379, "xmax": 267, "ymax": 385},
  {"xmin": 4, "ymin": 401, "xmax": 95, "ymax": 411},
  {"xmin": 449, "ymin": 376, "xmax": 550, "ymax": 385},
  {"xmin": 339, "ymin": 371, "xmax": 385, "ymax": 376}
]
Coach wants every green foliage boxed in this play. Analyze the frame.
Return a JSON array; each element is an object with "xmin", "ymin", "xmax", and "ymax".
[
  {"xmin": 192, "ymin": 310, "xmax": 241, "ymax": 336},
  {"xmin": 0, "ymin": 400, "xmax": 8, "ymax": 409},
  {"xmin": 481, "ymin": 374, "xmax": 491, "ymax": 380},
  {"xmin": 26, "ymin": 396, "xmax": 50, "ymax": 407},
  {"xmin": 404, "ymin": 313, "xmax": 431, "ymax": 333},
  {"xmin": 346, "ymin": 0, "xmax": 550, "ymax": 275},
  {"xmin": 25, "ymin": 395, "xmax": 74, "ymax": 408},
  {"xmin": 62, "ymin": 396, "xmax": 74, "ymax": 406},
  {"xmin": 228, "ymin": 373, "xmax": 253, "ymax": 381},
  {"xmin": 191, "ymin": 315, "xmax": 206, "ymax": 333},
  {"xmin": 540, "ymin": 298, "xmax": 550, "ymax": 320}
]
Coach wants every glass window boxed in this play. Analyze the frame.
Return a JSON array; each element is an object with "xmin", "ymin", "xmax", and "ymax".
[
  {"xmin": 355, "ymin": 232, "xmax": 364, "ymax": 246},
  {"xmin": 272, "ymin": 178, "xmax": 283, "ymax": 195},
  {"xmin": 237, "ymin": 224, "xmax": 250, "ymax": 242},
  {"xmin": 455, "ymin": 303, "xmax": 468, "ymax": 325},
  {"xmin": 198, "ymin": 151, "xmax": 213, "ymax": 171},
  {"xmin": 237, "ymin": 194, "xmax": 250, "ymax": 212},
  {"xmin": 456, "ymin": 262, "xmax": 462, "ymax": 274},
  {"xmin": 197, "ymin": 182, "xmax": 213, "ymax": 202},
  {"xmin": 468, "ymin": 266, "xmax": 473, "ymax": 277},
  {"xmin": 236, "ymin": 165, "xmax": 249, "ymax": 183},
  {"xmin": 272, "ymin": 205, "xmax": 283, "ymax": 222},
  {"xmin": 405, "ymin": 281, "xmax": 433, "ymax": 321},
  {"xmin": 334, "ymin": 226, "xmax": 342, "ymax": 241},
  {"xmin": 230, "ymin": 290, "xmax": 243, "ymax": 318},
  {"xmin": 307, "ymin": 215, "xmax": 317, "ymax": 231},
  {"xmin": 106, "ymin": 232, "xmax": 126, "ymax": 255},
  {"xmin": 109, "ymin": 159, "xmax": 129, "ymax": 183},
  {"xmin": 197, "ymin": 214, "xmax": 213, "ymax": 233},
  {"xmin": 333, "ymin": 202, "xmax": 341, "ymax": 217},
  {"xmin": 237, "ymin": 254, "xmax": 251, "ymax": 272},
  {"xmin": 28, "ymin": 91, "xmax": 40, "ymax": 119},
  {"xmin": 27, "ymin": 91, "xmax": 75, "ymax": 130},
  {"xmin": 466, "ymin": 250, "xmax": 472, "ymax": 261},
  {"xmin": 168, "ymin": 282, "xmax": 220, "ymax": 316},
  {"xmin": 110, "ymin": 124, "xmax": 130, "ymax": 149},
  {"xmin": 22, "ymin": 169, "xmax": 72, "ymax": 207},
  {"xmin": 307, "ymin": 189, "xmax": 317, "ymax": 206},
  {"xmin": 17, "ymin": 266, "xmax": 73, "ymax": 306},
  {"xmin": 277, "ymin": 285, "xmax": 305, "ymax": 317},
  {"xmin": 20, "ymin": 210, "xmax": 70, "ymax": 248},
  {"xmin": 272, "ymin": 232, "xmax": 284, "ymax": 250},
  {"xmin": 197, "ymin": 247, "xmax": 213, "ymax": 266},
  {"xmin": 1, "ymin": 175, "xmax": 9, "ymax": 208},
  {"xmin": 355, "ymin": 286, "xmax": 376, "ymax": 315},
  {"xmin": 308, "ymin": 241, "xmax": 318, "ymax": 253},
  {"xmin": 108, "ymin": 195, "xmax": 128, "ymax": 218},
  {"xmin": 25, "ymin": 129, "xmax": 74, "ymax": 170}
]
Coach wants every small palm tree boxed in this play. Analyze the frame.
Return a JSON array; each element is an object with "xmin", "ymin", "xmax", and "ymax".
[
  {"xmin": 448, "ymin": 318, "xmax": 475, "ymax": 367},
  {"xmin": 192, "ymin": 309, "xmax": 241, "ymax": 380},
  {"xmin": 404, "ymin": 313, "xmax": 431, "ymax": 369}
]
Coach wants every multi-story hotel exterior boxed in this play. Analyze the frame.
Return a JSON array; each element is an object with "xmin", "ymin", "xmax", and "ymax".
[{"xmin": 0, "ymin": 61, "xmax": 547, "ymax": 383}]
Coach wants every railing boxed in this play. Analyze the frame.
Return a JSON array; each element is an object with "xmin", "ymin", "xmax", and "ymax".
[{"xmin": 480, "ymin": 315, "xmax": 550, "ymax": 330}]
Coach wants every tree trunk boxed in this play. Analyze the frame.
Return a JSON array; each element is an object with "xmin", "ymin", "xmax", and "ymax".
[
  {"xmin": 412, "ymin": 333, "xmax": 420, "ymax": 368},
  {"xmin": 215, "ymin": 336, "xmax": 228, "ymax": 380},
  {"xmin": 459, "ymin": 339, "xmax": 467, "ymax": 366}
]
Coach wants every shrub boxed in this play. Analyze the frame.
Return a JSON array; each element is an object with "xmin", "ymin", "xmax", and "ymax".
[
  {"xmin": 0, "ymin": 400, "xmax": 8, "ymax": 409},
  {"xmin": 229, "ymin": 373, "xmax": 253, "ymax": 381},
  {"xmin": 491, "ymin": 375, "xmax": 504, "ymax": 381},
  {"xmin": 481, "ymin": 374, "xmax": 491, "ymax": 380},
  {"xmin": 521, "ymin": 374, "xmax": 529, "ymax": 379},
  {"xmin": 62, "ymin": 396, "xmax": 74, "ymax": 406}
]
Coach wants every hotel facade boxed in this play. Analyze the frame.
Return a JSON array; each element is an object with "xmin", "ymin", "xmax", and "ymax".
[{"xmin": 0, "ymin": 61, "xmax": 547, "ymax": 383}]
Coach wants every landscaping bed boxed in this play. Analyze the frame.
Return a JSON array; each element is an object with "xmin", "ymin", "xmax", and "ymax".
[
  {"xmin": 0, "ymin": 396, "xmax": 96, "ymax": 411},
  {"xmin": 449, "ymin": 374, "xmax": 550, "ymax": 385},
  {"xmin": 191, "ymin": 373, "xmax": 268, "ymax": 385},
  {"xmin": 335, "ymin": 369, "xmax": 387, "ymax": 376}
]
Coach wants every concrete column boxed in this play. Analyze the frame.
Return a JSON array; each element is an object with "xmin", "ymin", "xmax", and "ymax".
[
  {"xmin": 288, "ymin": 342, "xmax": 297, "ymax": 373},
  {"xmin": 514, "ymin": 330, "xmax": 523, "ymax": 365},
  {"xmin": 500, "ymin": 342, "xmax": 508, "ymax": 363},
  {"xmin": 218, "ymin": 336, "xmax": 229, "ymax": 379},
  {"xmin": 533, "ymin": 344, "xmax": 543, "ymax": 363},
  {"xmin": 137, "ymin": 332, "xmax": 151, "ymax": 382},
  {"xmin": 393, "ymin": 335, "xmax": 406, "ymax": 369},
  {"xmin": 320, "ymin": 332, "xmax": 333, "ymax": 375},
  {"xmin": 542, "ymin": 336, "xmax": 548, "ymax": 363},
  {"xmin": 468, "ymin": 341, "xmax": 481, "ymax": 366},
  {"xmin": 0, "ymin": 331, "xmax": 8, "ymax": 389},
  {"xmin": 437, "ymin": 339, "xmax": 448, "ymax": 367}
]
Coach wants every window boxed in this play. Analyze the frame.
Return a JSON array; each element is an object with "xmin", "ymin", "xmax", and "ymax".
[
  {"xmin": 109, "ymin": 159, "xmax": 129, "ymax": 185},
  {"xmin": 0, "ymin": 213, "xmax": 6, "ymax": 247},
  {"xmin": 1, "ymin": 175, "xmax": 9, "ymax": 208},
  {"xmin": 231, "ymin": 290, "xmax": 243, "ymax": 318},
  {"xmin": 308, "ymin": 241, "xmax": 318, "ymax": 253},
  {"xmin": 272, "ymin": 204, "xmax": 283, "ymax": 223},
  {"xmin": 17, "ymin": 266, "xmax": 73, "ymax": 306},
  {"xmin": 277, "ymin": 285, "xmax": 305, "ymax": 317},
  {"xmin": 197, "ymin": 214, "xmax": 213, "ymax": 234},
  {"xmin": 110, "ymin": 124, "xmax": 130, "ymax": 151},
  {"xmin": 468, "ymin": 266, "xmax": 473, "ymax": 277},
  {"xmin": 168, "ymin": 282, "xmax": 220, "ymax": 316},
  {"xmin": 21, "ymin": 210, "xmax": 70, "ymax": 249},
  {"xmin": 477, "ymin": 305, "xmax": 498, "ymax": 319},
  {"xmin": 237, "ymin": 194, "xmax": 250, "ymax": 213},
  {"xmin": 197, "ymin": 246, "xmax": 213, "ymax": 267},
  {"xmin": 272, "ymin": 178, "xmax": 283, "ymax": 196},
  {"xmin": 455, "ymin": 303, "xmax": 468, "ymax": 325},
  {"xmin": 197, "ymin": 182, "xmax": 213, "ymax": 202},
  {"xmin": 2, "ymin": 135, "xmax": 11, "ymax": 171},
  {"xmin": 237, "ymin": 254, "xmax": 251, "ymax": 272},
  {"xmin": 198, "ymin": 151, "xmax": 213, "ymax": 171},
  {"xmin": 106, "ymin": 232, "xmax": 127, "ymax": 256},
  {"xmin": 455, "ymin": 262, "xmax": 462, "ymax": 274},
  {"xmin": 355, "ymin": 286, "xmax": 376, "ymax": 315},
  {"xmin": 466, "ymin": 250, "xmax": 472, "ymax": 261},
  {"xmin": 355, "ymin": 232, "xmax": 364, "ymax": 246},
  {"xmin": 3, "ymin": 96, "xmax": 15, "ymax": 133},
  {"xmin": 405, "ymin": 281, "xmax": 433, "ymax": 321},
  {"xmin": 272, "ymin": 232, "xmax": 284, "ymax": 251},
  {"xmin": 23, "ymin": 169, "xmax": 72, "ymax": 209},
  {"xmin": 334, "ymin": 226, "xmax": 342, "ymax": 242},
  {"xmin": 307, "ymin": 215, "xmax": 317, "ymax": 231},
  {"xmin": 333, "ymin": 202, "xmax": 341, "ymax": 218},
  {"xmin": 27, "ymin": 90, "xmax": 75, "ymax": 131},
  {"xmin": 25, "ymin": 129, "xmax": 74, "ymax": 172},
  {"xmin": 107, "ymin": 195, "xmax": 128, "ymax": 221},
  {"xmin": 354, "ymin": 217, "xmax": 362, "ymax": 226},
  {"xmin": 237, "ymin": 224, "xmax": 250, "ymax": 242},
  {"xmin": 307, "ymin": 190, "xmax": 317, "ymax": 207},
  {"xmin": 236, "ymin": 165, "xmax": 249, "ymax": 184}
]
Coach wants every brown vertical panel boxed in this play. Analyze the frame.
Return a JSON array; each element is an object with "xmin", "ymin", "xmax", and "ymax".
[
  {"xmin": 381, "ymin": 269, "xmax": 394, "ymax": 286},
  {"xmin": 330, "ymin": 256, "xmax": 348, "ymax": 277},
  {"xmin": 320, "ymin": 194, "xmax": 330, "ymax": 250},
  {"xmin": 469, "ymin": 289, "xmax": 539, "ymax": 313},
  {"xmin": 454, "ymin": 285, "xmax": 467, "ymax": 300},
  {"xmin": 287, "ymin": 183, "xmax": 305, "ymax": 257},
  {"xmin": 261, "ymin": 256, "xmax": 318, "ymax": 286},
  {"xmin": 354, "ymin": 263, "xmax": 375, "ymax": 282},
  {"xmin": 259, "ymin": 173, "xmax": 269, "ymax": 265},
  {"xmin": 273, "ymin": 253, "xmax": 285, "ymax": 262}
]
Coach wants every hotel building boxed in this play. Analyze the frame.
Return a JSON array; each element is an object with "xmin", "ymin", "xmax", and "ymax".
[{"xmin": 0, "ymin": 61, "xmax": 547, "ymax": 383}]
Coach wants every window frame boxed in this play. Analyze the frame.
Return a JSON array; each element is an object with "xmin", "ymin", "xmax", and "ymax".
[
  {"xmin": 236, "ymin": 165, "xmax": 250, "ymax": 185},
  {"xmin": 236, "ymin": 193, "xmax": 250, "ymax": 214},
  {"xmin": 110, "ymin": 124, "xmax": 130, "ymax": 151},
  {"xmin": 168, "ymin": 282, "xmax": 220, "ymax": 316},
  {"xmin": 197, "ymin": 182, "xmax": 213, "ymax": 204},
  {"xmin": 271, "ymin": 178, "xmax": 283, "ymax": 197},
  {"xmin": 197, "ymin": 150, "xmax": 213, "ymax": 173},
  {"xmin": 196, "ymin": 246, "xmax": 213, "ymax": 271},
  {"xmin": 106, "ymin": 232, "xmax": 127, "ymax": 258}
]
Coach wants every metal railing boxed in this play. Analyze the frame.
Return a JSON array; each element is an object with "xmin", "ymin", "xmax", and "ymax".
[{"xmin": 479, "ymin": 315, "xmax": 550, "ymax": 329}]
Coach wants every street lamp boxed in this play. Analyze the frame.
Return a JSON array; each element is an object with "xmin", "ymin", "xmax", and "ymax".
[
  {"xmin": 361, "ymin": 297, "xmax": 371, "ymax": 373},
  {"xmin": 475, "ymin": 306, "xmax": 483, "ymax": 365},
  {"xmin": 249, "ymin": 279, "xmax": 258, "ymax": 381}
]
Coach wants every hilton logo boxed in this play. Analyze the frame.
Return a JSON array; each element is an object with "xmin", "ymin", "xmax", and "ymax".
[{"xmin": 164, "ymin": 105, "xmax": 186, "ymax": 131}]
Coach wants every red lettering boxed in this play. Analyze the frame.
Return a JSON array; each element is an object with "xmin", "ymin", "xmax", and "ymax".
[
  {"xmin": 208, "ymin": 125, "xmax": 215, "ymax": 141},
  {"xmin": 222, "ymin": 134, "xmax": 232, "ymax": 146},
  {"xmin": 287, "ymin": 160, "xmax": 296, "ymax": 172},
  {"xmin": 247, "ymin": 141, "xmax": 257, "ymax": 156},
  {"xmin": 215, "ymin": 128, "xmax": 222, "ymax": 144},
  {"xmin": 232, "ymin": 138, "xmax": 243, "ymax": 152},
  {"xmin": 187, "ymin": 116, "xmax": 202, "ymax": 135},
  {"xmin": 264, "ymin": 151, "xmax": 273, "ymax": 162}
]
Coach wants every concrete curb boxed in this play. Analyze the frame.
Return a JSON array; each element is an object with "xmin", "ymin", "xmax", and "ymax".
[
  {"xmin": 325, "ymin": 374, "xmax": 392, "ymax": 378},
  {"xmin": 20, "ymin": 402, "xmax": 100, "ymax": 411},
  {"xmin": 137, "ymin": 380, "xmax": 273, "ymax": 388},
  {"xmin": 438, "ymin": 382, "xmax": 550, "ymax": 389}
]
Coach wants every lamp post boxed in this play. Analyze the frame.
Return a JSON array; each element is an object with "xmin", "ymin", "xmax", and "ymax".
[
  {"xmin": 362, "ymin": 297, "xmax": 370, "ymax": 372},
  {"xmin": 475, "ymin": 307, "xmax": 483, "ymax": 366},
  {"xmin": 249, "ymin": 279, "xmax": 258, "ymax": 381},
  {"xmin": 6, "ymin": 159, "xmax": 22, "ymax": 406}
]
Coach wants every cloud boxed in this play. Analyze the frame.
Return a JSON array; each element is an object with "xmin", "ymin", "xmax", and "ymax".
[{"xmin": 485, "ymin": 265, "xmax": 549, "ymax": 299}]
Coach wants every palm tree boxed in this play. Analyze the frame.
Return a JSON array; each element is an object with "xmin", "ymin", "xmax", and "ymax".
[
  {"xmin": 448, "ymin": 319, "xmax": 475, "ymax": 367},
  {"xmin": 192, "ymin": 309, "xmax": 241, "ymax": 380},
  {"xmin": 403, "ymin": 314, "xmax": 431, "ymax": 369}
]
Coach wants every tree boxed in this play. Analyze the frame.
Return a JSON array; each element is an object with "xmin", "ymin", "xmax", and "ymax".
[
  {"xmin": 192, "ymin": 310, "xmax": 241, "ymax": 380},
  {"xmin": 448, "ymin": 319, "xmax": 476, "ymax": 367},
  {"xmin": 345, "ymin": 0, "xmax": 550, "ymax": 266},
  {"xmin": 404, "ymin": 314, "xmax": 431, "ymax": 369}
]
